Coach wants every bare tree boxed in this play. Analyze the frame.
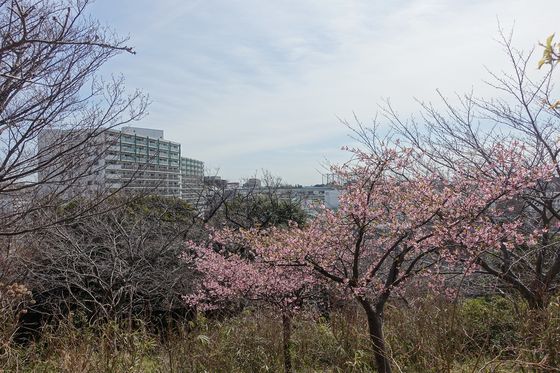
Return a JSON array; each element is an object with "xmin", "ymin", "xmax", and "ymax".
[
  {"xmin": 13, "ymin": 171, "xmax": 307, "ymax": 332},
  {"xmin": 16, "ymin": 196, "xmax": 199, "ymax": 331},
  {"xmin": 0, "ymin": 0, "xmax": 148, "ymax": 239},
  {"xmin": 219, "ymin": 171, "xmax": 307, "ymax": 230}
]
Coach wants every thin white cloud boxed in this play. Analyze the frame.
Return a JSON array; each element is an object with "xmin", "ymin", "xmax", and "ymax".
[{"xmin": 92, "ymin": 0, "xmax": 560, "ymax": 184}]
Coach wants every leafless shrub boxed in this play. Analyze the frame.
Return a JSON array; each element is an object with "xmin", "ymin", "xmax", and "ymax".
[{"xmin": 16, "ymin": 196, "xmax": 199, "ymax": 331}]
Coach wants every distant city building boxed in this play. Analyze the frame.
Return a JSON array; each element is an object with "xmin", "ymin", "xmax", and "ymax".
[
  {"xmin": 180, "ymin": 156, "xmax": 204, "ymax": 203},
  {"xmin": 104, "ymin": 127, "xmax": 182, "ymax": 197},
  {"xmin": 236, "ymin": 184, "xmax": 341, "ymax": 216},
  {"xmin": 243, "ymin": 178, "xmax": 261, "ymax": 189},
  {"xmin": 37, "ymin": 126, "xmax": 204, "ymax": 203},
  {"xmin": 226, "ymin": 182, "xmax": 240, "ymax": 190},
  {"xmin": 203, "ymin": 176, "xmax": 228, "ymax": 189},
  {"xmin": 285, "ymin": 186, "xmax": 341, "ymax": 214}
]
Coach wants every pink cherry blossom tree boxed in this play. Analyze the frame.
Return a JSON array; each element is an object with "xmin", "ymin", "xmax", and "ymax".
[
  {"xmin": 185, "ymin": 140, "xmax": 551, "ymax": 373},
  {"xmin": 237, "ymin": 142, "xmax": 549, "ymax": 373},
  {"xmin": 383, "ymin": 32, "xmax": 560, "ymax": 310},
  {"xmin": 183, "ymin": 227, "xmax": 322, "ymax": 373}
]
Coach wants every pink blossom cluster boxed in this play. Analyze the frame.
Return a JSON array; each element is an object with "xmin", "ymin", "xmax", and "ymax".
[
  {"xmin": 184, "ymin": 142, "xmax": 554, "ymax": 310},
  {"xmin": 183, "ymin": 231, "xmax": 321, "ymax": 312}
]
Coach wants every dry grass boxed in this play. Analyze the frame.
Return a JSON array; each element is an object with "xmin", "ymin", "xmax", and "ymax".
[{"xmin": 0, "ymin": 296, "xmax": 558, "ymax": 372}]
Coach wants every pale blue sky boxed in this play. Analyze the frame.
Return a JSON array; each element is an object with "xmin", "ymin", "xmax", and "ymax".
[{"xmin": 90, "ymin": 0, "xmax": 560, "ymax": 185}]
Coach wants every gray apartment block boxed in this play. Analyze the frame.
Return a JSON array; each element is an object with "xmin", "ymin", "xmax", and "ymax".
[
  {"xmin": 38, "ymin": 126, "xmax": 204, "ymax": 203},
  {"xmin": 180, "ymin": 156, "xmax": 204, "ymax": 203}
]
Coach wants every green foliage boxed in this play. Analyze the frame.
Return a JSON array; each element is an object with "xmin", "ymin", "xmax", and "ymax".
[
  {"xmin": 125, "ymin": 195, "xmax": 195, "ymax": 224},
  {"xmin": 539, "ymin": 33, "xmax": 559, "ymax": 69},
  {"xmin": 387, "ymin": 295, "xmax": 560, "ymax": 372},
  {"xmin": 386, "ymin": 297, "xmax": 464, "ymax": 372},
  {"xmin": 459, "ymin": 296, "xmax": 520, "ymax": 353},
  {"xmin": 2, "ymin": 318, "xmax": 159, "ymax": 373},
  {"xmin": 56, "ymin": 194, "xmax": 195, "ymax": 223},
  {"xmin": 517, "ymin": 298, "xmax": 560, "ymax": 369},
  {"xmin": 539, "ymin": 33, "xmax": 560, "ymax": 109},
  {"xmin": 224, "ymin": 194, "xmax": 308, "ymax": 230}
]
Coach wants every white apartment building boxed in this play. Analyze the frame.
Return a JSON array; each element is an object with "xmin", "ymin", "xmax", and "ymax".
[
  {"xmin": 37, "ymin": 126, "xmax": 204, "ymax": 202},
  {"xmin": 180, "ymin": 156, "xmax": 205, "ymax": 203}
]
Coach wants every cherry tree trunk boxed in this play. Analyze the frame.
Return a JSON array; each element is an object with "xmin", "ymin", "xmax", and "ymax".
[
  {"xmin": 359, "ymin": 300, "xmax": 392, "ymax": 373},
  {"xmin": 525, "ymin": 290, "xmax": 548, "ymax": 311},
  {"xmin": 282, "ymin": 311, "xmax": 293, "ymax": 373}
]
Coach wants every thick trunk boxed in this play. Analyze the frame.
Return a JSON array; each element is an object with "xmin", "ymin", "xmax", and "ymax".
[
  {"xmin": 359, "ymin": 300, "xmax": 392, "ymax": 373},
  {"xmin": 526, "ymin": 294, "xmax": 548, "ymax": 310},
  {"xmin": 523, "ymin": 282, "xmax": 549, "ymax": 310},
  {"xmin": 282, "ymin": 311, "xmax": 293, "ymax": 373}
]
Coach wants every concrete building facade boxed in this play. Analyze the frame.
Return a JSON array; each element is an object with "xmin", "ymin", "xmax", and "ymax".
[
  {"xmin": 104, "ymin": 127, "xmax": 182, "ymax": 197},
  {"xmin": 180, "ymin": 156, "xmax": 205, "ymax": 203},
  {"xmin": 38, "ymin": 126, "xmax": 204, "ymax": 202}
]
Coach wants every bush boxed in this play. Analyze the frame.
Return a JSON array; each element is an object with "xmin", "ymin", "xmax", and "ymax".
[{"xmin": 459, "ymin": 296, "xmax": 520, "ymax": 354}]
